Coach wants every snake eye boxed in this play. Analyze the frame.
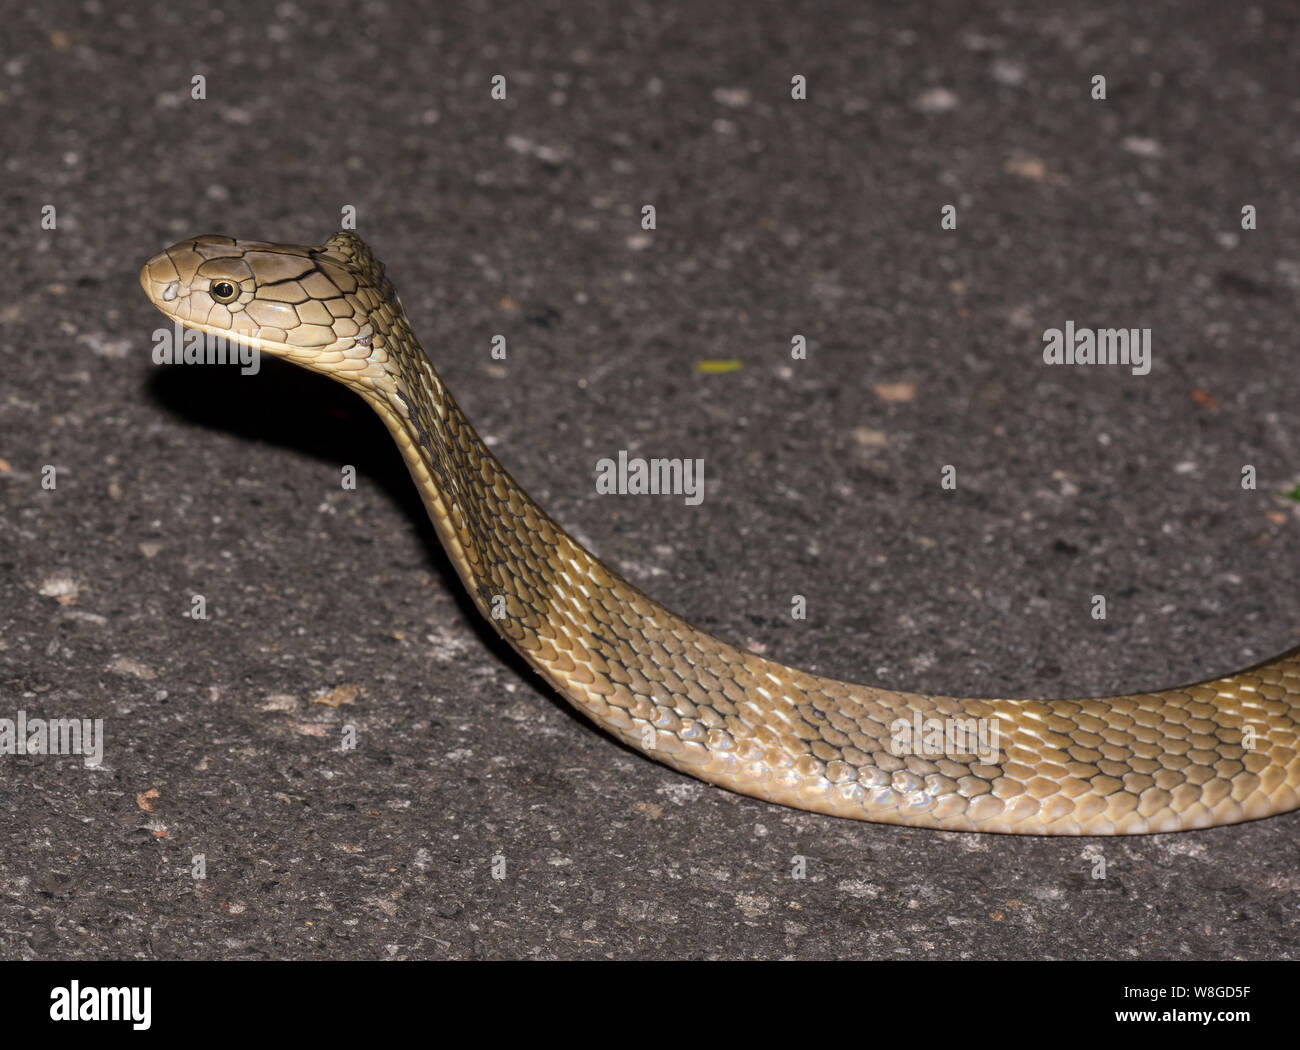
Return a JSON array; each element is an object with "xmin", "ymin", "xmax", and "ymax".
[{"xmin": 209, "ymin": 280, "xmax": 240, "ymax": 304}]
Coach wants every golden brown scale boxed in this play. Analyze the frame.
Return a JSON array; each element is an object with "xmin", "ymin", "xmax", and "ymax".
[{"xmin": 140, "ymin": 232, "xmax": 1300, "ymax": 834}]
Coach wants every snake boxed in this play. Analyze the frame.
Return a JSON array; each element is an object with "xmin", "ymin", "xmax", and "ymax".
[{"xmin": 139, "ymin": 232, "xmax": 1300, "ymax": 835}]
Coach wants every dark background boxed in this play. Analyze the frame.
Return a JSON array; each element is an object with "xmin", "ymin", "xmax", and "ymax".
[{"xmin": 1, "ymin": 0, "xmax": 1297, "ymax": 959}]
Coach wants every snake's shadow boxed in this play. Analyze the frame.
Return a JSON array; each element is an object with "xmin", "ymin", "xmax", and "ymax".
[{"xmin": 145, "ymin": 358, "xmax": 594, "ymax": 737}]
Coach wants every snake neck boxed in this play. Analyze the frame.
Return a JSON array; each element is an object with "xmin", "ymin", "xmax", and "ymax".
[
  {"xmin": 316, "ymin": 235, "xmax": 643, "ymax": 659},
  {"xmin": 359, "ymin": 319, "xmax": 617, "ymax": 650}
]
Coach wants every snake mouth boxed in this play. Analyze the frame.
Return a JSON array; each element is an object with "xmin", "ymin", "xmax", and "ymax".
[{"xmin": 139, "ymin": 259, "xmax": 295, "ymax": 360}]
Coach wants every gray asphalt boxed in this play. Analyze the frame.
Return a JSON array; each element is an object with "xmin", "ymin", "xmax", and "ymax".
[{"xmin": 2, "ymin": 0, "xmax": 1298, "ymax": 959}]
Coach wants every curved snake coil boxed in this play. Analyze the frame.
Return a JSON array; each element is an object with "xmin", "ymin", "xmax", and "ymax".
[{"xmin": 140, "ymin": 232, "xmax": 1300, "ymax": 834}]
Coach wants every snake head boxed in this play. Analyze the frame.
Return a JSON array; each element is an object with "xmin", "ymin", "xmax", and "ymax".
[{"xmin": 139, "ymin": 233, "xmax": 391, "ymax": 382}]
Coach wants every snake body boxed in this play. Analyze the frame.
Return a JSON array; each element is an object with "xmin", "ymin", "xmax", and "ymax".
[{"xmin": 140, "ymin": 233, "xmax": 1300, "ymax": 834}]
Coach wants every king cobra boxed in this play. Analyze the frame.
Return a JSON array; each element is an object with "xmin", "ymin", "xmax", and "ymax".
[{"xmin": 140, "ymin": 232, "xmax": 1300, "ymax": 834}]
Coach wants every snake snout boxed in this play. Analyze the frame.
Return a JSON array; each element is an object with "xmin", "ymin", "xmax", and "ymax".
[{"xmin": 140, "ymin": 252, "xmax": 185, "ymax": 315}]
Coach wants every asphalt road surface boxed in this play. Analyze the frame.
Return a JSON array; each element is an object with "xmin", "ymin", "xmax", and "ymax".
[{"xmin": 2, "ymin": 0, "xmax": 1298, "ymax": 959}]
